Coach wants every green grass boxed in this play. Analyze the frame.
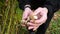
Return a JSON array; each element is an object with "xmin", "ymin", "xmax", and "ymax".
[{"xmin": 46, "ymin": 10, "xmax": 60, "ymax": 34}]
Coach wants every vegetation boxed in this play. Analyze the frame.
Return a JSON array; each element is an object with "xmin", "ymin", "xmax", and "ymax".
[{"xmin": 0, "ymin": 0, "xmax": 60, "ymax": 34}]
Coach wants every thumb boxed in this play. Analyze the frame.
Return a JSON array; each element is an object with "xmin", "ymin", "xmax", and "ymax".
[
  {"xmin": 22, "ymin": 12, "xmax": 28, "ymax": 20},
  {"xmin": 22, "ymin": 11, "xmax": 30, "ymax": 20},
  {"xmin": 22, "ymin": 8, "xmax": 33, "ymax": 20},
  {"xmin": 33, "ymin": 7, "xmax": 42, "ymax": 16}
]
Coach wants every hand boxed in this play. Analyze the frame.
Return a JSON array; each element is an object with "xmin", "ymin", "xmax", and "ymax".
[
  {"xmin": 21, "ymin": 7, "xmax": 33, "ymax": 26},
  {"xmin": 27, "ymin": 7, "xmax": 48, "ymax": 31}
]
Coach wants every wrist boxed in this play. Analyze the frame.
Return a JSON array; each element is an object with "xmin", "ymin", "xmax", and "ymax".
[
  {"xmin": 24, "ymin": 7, "xmax": 31, "ymax": 11},
  {"xmin": 24, "ymin": 5, "xmax": 31, "ymax": 9}
]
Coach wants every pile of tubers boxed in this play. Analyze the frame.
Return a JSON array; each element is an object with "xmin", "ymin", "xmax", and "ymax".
[{"xmin": 21, "ymin": 12, "xmax": 38, "ymax": 26}]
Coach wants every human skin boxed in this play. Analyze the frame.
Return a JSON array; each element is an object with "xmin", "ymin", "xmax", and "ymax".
[{"xmin": 22, "ymin": 7, "xmax": 48, "ymax": 31}]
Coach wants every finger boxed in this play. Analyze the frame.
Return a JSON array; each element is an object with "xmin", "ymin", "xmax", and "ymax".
[
  {"xmin": 28, "ymin": 23, "xmax": 40, "ymax": 30},
  {"xmin": 30, "ymin": 20, "xmax": 34, "ymax": 23},
  {"xmin": 33, "ymin": 23, "xmax": 40, "ymax": 31},
  {"xmin": 22, "ymin": 12, "xmax": 29, "ymax": 20},
  {"xmin": 33, "ymin": 26, "xmax": 38, "ymax": 31},
  {"xmin": 27, "ymin": 22, "xmax": 35, "ymax": 26},
  {"xmin": 33, "ymin": 7, "xmax": 42, "ymax": 15},
  {"xmin": 29, "ymin": 10, "xmax": 34, "ymax": 15},
  {"xmin": 35, "ymin": 15, "xmax": 47, "ymax": 24},
  {"xmin": 28, "ymin": 26, "xmax": 34, "ymax": 30}
]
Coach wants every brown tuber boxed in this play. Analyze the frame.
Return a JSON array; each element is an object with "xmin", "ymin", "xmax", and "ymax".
[{"xmin": 21, "ymin": 12, "xmax": 38, "ymax": 25}]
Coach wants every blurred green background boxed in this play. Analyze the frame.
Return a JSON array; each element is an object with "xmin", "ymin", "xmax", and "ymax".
[{"xmin": 0, "ymin": 0, "xmax": 60, "ymax": 34}]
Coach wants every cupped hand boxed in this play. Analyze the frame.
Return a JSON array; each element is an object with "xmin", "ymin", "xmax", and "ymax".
[
  {"xmin": 27, "ymin": 7, "xmax": 48, "ymax": 31},
  {"xmin": 21, "ymin": 7, "xmax": 33, "ymax": 26}
]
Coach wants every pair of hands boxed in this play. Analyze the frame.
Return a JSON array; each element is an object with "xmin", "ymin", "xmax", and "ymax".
[{"xmin": 22, "ymin": 7, "xmax": 48, "ymax": 31}]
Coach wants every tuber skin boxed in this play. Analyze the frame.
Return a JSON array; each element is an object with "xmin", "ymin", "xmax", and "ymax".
[
  {"xmin": 29, "ymin": 12, "xmax": 38, "ymax": 23},
  {"xmin": 21, "ymin": 12, "xmax": 38, "ymax": 26}
]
